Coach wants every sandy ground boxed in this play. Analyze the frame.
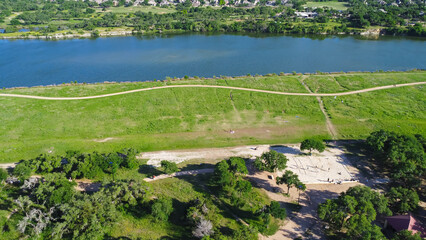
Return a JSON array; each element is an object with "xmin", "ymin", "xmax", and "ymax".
[{"xmin": 141, "ymin": 144, "xmax": 357, "ymax": 184}]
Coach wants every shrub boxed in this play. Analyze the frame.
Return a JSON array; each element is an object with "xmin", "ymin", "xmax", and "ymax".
[
  {"xmin": 0, "ymin": 169, "xmax": 8, "ymax": 182},
  {"xmin": 151, "ymin": 198, "xmax": 173, "ymax": 221},
  {"xmin": 266, "ymin": 201, "xmax": 286, "ymax": 220},
  {"xmin": 160, "ymin": 160, "xmax": 179, "ymax": 174},
  {"xmin": 14, "ymin": 163, "xmax": 32, "ymax": 181}
]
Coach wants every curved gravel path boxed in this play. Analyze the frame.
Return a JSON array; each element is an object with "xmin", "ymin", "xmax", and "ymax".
[{"xmin": 0, "ymin": 82, "xmax": 424, "ymax": 100}]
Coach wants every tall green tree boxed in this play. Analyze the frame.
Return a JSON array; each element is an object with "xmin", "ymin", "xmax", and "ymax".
[
  {"xmin": 300, "ymin": 138, "xmax": 325, "ymax": 154},
  {"xmin": 276, "ymin": 170, "xmax": 301, "ymax": 194},
  {"xmin": 254, "ymin": 150, "xmax": 288, "ymax": 173},
  {"xmin": 318, "ymin": 186, "xmax": 391, "ymax": 239},
  {"xmin": 386, "ymin": 187, "xmax": 419, "ymax": 214}
]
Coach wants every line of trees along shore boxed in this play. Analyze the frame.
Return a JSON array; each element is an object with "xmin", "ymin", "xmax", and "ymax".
[{"xmin": 1, "ymin": 0, "xmax": 424, "ymax": 36}]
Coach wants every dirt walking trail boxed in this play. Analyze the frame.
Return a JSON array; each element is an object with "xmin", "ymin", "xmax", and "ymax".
[
  {"xmin": 299, "ymin": 76, "xmax": 338, "ymax": 139},
  {"xmin": 0, "ymin": 82, "xmax": 424, "ymax": 101},
  {"xmin": 143, "ymin": 168, "xmax": 214, "ymax": 182}
]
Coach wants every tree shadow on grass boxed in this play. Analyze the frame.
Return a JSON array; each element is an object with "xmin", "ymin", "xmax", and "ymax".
[
  {"xmin": 139, "ymin": 164, "xmax": 163, "ymax": 177},
  {"xmin": 180, "ymin": 163, "xmax": 215, "ymax": 172}
]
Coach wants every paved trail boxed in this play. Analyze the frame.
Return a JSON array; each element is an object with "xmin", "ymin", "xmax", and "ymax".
[{"xmin": 0, "ymin": 82, "xmax": 424, "ymax": 100}]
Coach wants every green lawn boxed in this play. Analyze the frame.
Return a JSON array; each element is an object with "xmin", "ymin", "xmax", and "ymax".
[
  {"xmin": 0, "ymin": 71, "xmax": 424, "ymax": 163},
  {"xmin": 303, "ymin": 1, "xmax": 350, "ymax": 11}
]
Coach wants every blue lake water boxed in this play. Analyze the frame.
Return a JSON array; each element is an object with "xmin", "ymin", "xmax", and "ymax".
[{"xmin": 1, "ymin": 34, "xmax": 425, "ymax": 88}]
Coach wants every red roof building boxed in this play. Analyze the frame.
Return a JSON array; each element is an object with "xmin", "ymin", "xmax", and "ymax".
[{"xmin": 385, "ymin": 214, "xmax": 426, "ymax": 238}]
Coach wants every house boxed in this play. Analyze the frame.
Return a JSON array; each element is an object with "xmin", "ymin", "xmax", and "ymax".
[
  {"xmin": 384, "ymin": 214, "xmax": 426, "ymax": 238},
  {"xmin": 295, "ymin": 12, "xmax": 318, "ymax": 18}
]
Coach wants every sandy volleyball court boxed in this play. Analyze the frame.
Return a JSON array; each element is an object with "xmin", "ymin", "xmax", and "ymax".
[{"xmin": 140, "ymin": 144, "xmax": 355, "ymax": 184}]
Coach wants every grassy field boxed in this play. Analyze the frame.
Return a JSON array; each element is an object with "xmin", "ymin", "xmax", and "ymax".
[
  {"xmin": 0, "ymin": 71, "xmax": 425, "ymax": 163},
  {"xmin": 303, "ymin": 1, "xmax": 350, "ymax": 11}
]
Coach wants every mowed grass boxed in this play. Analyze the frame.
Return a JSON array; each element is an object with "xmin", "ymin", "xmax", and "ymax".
[
  {"xmin": 0, "ymin": 86, "xmax": 326, "ymax": 162},
  {"xmin": 303, "ymin": 1, "xmax": 350, "ymax": 11},
  {"xmin": 323, "ymin": 85, "xmax": 426, "ymax": 138},
  {"xmin": 0, "ymin": 71, "xmax": 425, "ymax": 163},
  {"xmin": 2, "ymin": 75, "xmax": 308, "ymax": 97}
]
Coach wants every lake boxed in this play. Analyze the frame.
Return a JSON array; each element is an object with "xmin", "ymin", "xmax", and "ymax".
[{"xmin": 1, "ymin": 33, "xmax": 425, "ymax": 88}]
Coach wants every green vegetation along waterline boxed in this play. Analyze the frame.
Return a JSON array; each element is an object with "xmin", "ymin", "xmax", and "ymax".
[
  {"xmin": 0, "ymin": 71, "xmax": 425, "ymax": 163},
  {"xmin": 0, "ymin": 0, "xmax": 425, "ymax": 38}
]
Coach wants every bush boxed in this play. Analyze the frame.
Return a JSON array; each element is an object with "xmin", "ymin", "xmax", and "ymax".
[
  {"xmin": 151, "ymin": 198, "xmax": 174, "ymax": 221},
  {"xmin": 13, "ymin": 163, "xmax": 32, "ymax": 181},
  {"xmin": 0, "ymin": 169, "xmax": 8, "ymax": 182},
  {"xmin": 160, "ymin": 160, "xmax": 179, "ymax": 174},
  {"xmin": 266, "ymin": 201, "xmax": 286, "ymax": 220}
]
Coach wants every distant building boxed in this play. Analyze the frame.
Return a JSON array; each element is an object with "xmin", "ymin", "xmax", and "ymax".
[
  {"xmin": 295, "ymin": 12, "xmax": 318, "ymax": 18},
  {"xmin": 384, "ymin": 214, "xmax": 426, "ymax": 238}
]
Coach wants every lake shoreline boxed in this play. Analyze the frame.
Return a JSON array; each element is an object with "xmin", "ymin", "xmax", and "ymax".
[
  {"xmin": 0, "ymin": 28, "xmax": 413, "ymax": 40},
  {"xmin": 2, "ymin": 70, "xmax": 424, "ymax": 90}
]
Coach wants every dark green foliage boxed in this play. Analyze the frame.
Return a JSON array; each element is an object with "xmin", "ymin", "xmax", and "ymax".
[
  {"xmin": 151, "ymin": 198, "xmax": 174, "ymax": 221},
  {"xmin": 213, "ymin": 160, "xmax": 234, "ymax": 187},
  {"xmin": 0, "ymin": 168, "xmax": 8, "ymax": 182},
  {"xmin": 386, "ymin": 187, "xmax": 419, "ymax": 214},
  {"xmin": 276, "ymin": 170, "xmax": 305, "ymax": 195},
  {"xmin": 392, "ymin": 230, "xmax": 423, "ymax": 240},
  {"xmin": 318, "ymin": 186, "xmax": 391, "ymax": 239},
  {"xmin": 228, "ymin": 157, "xmax": 248, "ymax": 174},
  {"xmin": 254, "ymin": 150, "xmax": 288, "ymax": 172},
  {"xmin": 212, "ymin": 157, "xmax": 249, "ymax": 188},
  {"xmin": 235, "ymin": 180, "xmax": 252, "ymax": 195},
  {"xmin": 366, "ymin": 130, "xmax": 425, "ymax": 187},
  {"xmin": 33, "ymin": 173, "xmax": 76, "ymax": 207},
  {"xmin": 266, "ymin": 201, "xmax": 286, "ymax": 220},
  {"xmin": 300, "ymin": 138, "xmax": 325, "ymax": 154},
  {"xmin": 160, "ymin": 160, "xmax": 179, "ymax": 174},
  {"xmin": 19, "ymin": 148, "xmax": 140, "ymax": 180},
  {"xmin": 230, "ymin": 225, "xmax": 258, "ymax": 240},
  {"xmin": 13, "ymin": 163, "xmax": 32, "ymax": 181}
]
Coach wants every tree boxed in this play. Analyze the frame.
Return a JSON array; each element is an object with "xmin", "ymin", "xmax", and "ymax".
[
  {"xmin": 386, "ymin": 187, "xmax": 419, "ymax": 214},
  {"xmin": 151, "ymin": 198, "xmax": 174, "ymax": 221},
  {"xmin": 160, "ymin": 160, "xmax": 179, "ymax": 174},
  {"xmin": 228, "ymin": 157, "xmax": 248, "ymax": 174},
  {"xmin": 392, "ymin": 230, "xmax": 423, "ymax": 240},
  {"xmin": 235, "ymin": 180, "xmax": 252, "ymax": 195},
  {"xmin": 276, "ymin": 170, "xmax": 301, "ymax": 194},
  {"xmin": 254, "ymin": 150, "xmax": 288, "ymax": 173},
  {"xmin": 0, "ymin": 168, "xmax": 8, "ymax": 182},
  {"xmin": 366, "ymin": 130, "xmax": 425, "ymax": 187},
  {"xmin": 14, "ymin": 163, "xmax": 32, "ymax": 181},
  {"xmin": 266, "ymin": 201, "xmax": 286, "ymax": 220},
  {"xmin": 300, "ymin": 138, "xmax": 325, "ymax": 154},
  {"xmin": 193, "ymin": 219, "xmax": 214, "ymax": 238},
  {"xmin": 318, "ymin": 186, "xmax": 391, "ymax": 239},
  {"xmin": 212, "ymin": 160, "xmax": 234, "ymax": 186}
]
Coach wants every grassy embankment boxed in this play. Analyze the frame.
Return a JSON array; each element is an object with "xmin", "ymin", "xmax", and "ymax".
[{"xmin": 0, "ymin": 71, "xmax": 425, "ymax": 163}]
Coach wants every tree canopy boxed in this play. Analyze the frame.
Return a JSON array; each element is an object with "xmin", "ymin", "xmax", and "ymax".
[
  {"xmin": 300, "ymin": 138, "xmax": 325, "ymax": 154},
  {"xmin": 254, "ymin": 150, "xmax": 288, "ymax": 173},
  {"xmin": 318, "ymin": 186, "xmax": 391, "ymax": 239},
  {"xmin": 276, "ymin": 170, "xmax": 305, "ymax": 195},
  {"xmin": 366, "ymin": 130, "xmax": 425, "ymax": 187}
]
